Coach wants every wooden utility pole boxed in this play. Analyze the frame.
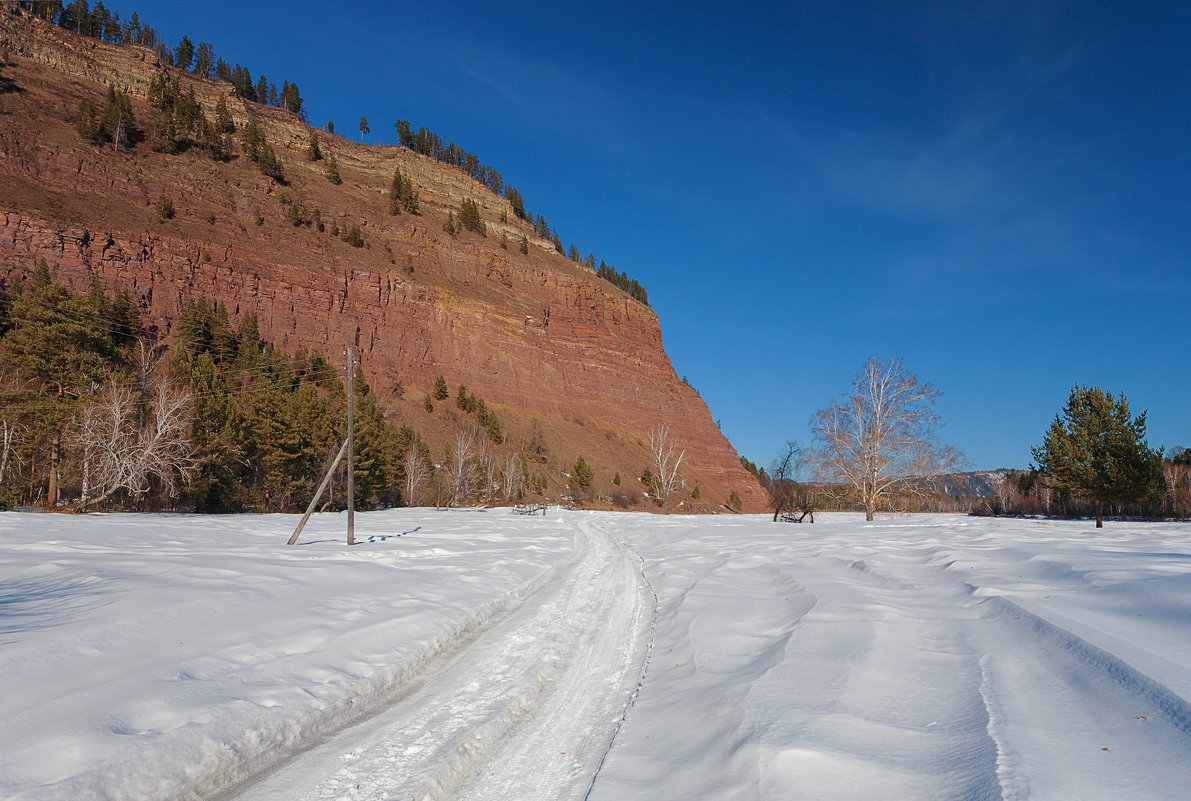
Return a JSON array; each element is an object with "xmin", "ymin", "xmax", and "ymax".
[
  {"xmin": 346, "ymin": 347, "xmax": 355, "ymax": 545},
  {"xmin": 287, "ymin": 437, "xmax": 349, "ymax": 546},
  {"xmin": 286, "ymin": 348, "xmax": 357, "ymax": 546}
]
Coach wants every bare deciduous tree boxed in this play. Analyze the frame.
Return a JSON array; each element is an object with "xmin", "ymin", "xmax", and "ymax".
[
  {"xmin": 767, "ymin": 441, "xmax": 814, "ymax": 522},
  {"xmin": 445, "ymin": 431, "xmax": 478, "ymax": 507},
  {"xmin": 476, "ymin": 438, "xmax": 498, "ymax": 503},
  {"xmin": 403, "ymin": 445, "xmax": 429, "ymax": 506},
  {"xmin": 501, "ymin": 451, "xmax": 524, "ymax": 502},
  {"xmin": 0, "ymin": 418, "xmax": 24, "ymax": 486},
  {"xmin": 809, "ymin": 356, "xmax": 963, "ymax": 521},
  {"xmin": 647, "ymin": 422, "xmax": 685, "ymax": 514},
  {"xmin": 71, "ymin": 377, "xmax": 197, "ymax": 511},
  {"xmin": 1163, "ymin": 460, "xmax": 1190, "ymax": 519}
]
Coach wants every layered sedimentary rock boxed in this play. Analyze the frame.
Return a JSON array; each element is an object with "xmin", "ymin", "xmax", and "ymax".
[{"xmin": 0, "ymin": 8, "xmax": 766, "ymax": 511}]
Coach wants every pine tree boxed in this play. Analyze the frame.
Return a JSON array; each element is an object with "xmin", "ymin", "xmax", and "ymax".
[
  {"xmin": 155, "ymin": 192, "xmax": 174, "ymax": 220},
  {"xmin": 0, "ymin": 270, "xmax": 119, "ymax": 507},
  {"xmin": 193, "ymin": 41, "xmax": 214, "ymax": 77},
  {"xmin": 97, "ymin": 84, "xmax": 138, "ymax": 148},
  {"xmin": 307, "ymin": 131, "xmax": 322, "ymax": 161},
  {"xmin": 571, "ymin": 455, "xmax": 593, "ymax": 492},
  {"xmin": 172, "ymin": 349, "xmax": 241, "ymax": 511},
  {"xmin": 395, "ymin": 119, "xmax": 413, "ymax": 148},
  {"xmin": 349, "ymin": 364, "xmax": 392, "ymax": 509},
  {"xmin": 240, "ymin": 117, "xmax": 264, "ymax": 161},
  {"xmin": 279, "ymin": 81, "xmax": 304, "ymax": 117},
  {"xmin": 341, "ymin": 222, "xmax": 364, "ymax": 248},
  {"xmin": 1032, "ymin": 386, "xmax": 1165, "ymax": 527},
  {"xmin": 433, "ymin": 375, "xmax": 449, "ymax": 400},
  {"xmin": 213, "ymin": 95, "xmax": 233, "ymax": 133},
  {"xmin": 504, "ymin": 186, "xmax": 525, "ymax": 219},
  {"xmin": 393, "ymin": 169, "xmax": 412, "ymax": 214},
  {"xmin": 359, "ymin": 116, "xmax": 369, "ymax": 141},
  {"xmin": 458, "ymin": 198, "xmax": 486, "ymax": 236},
  {"xmin": 173, "ymin": 35, "xmax": 194, "ymax": 72},
  {"xmin": 393, "ymin": 169, "xmax": 419, "ymax": 213},
  {"xmin": 75, "ymin": 98, "xmax": 99, "ymax": 141},
  {"xmin": 324, "ymin": 152, "xmax": 341, "ymax": 184},
  {"xmin": 257, "ymin": 141, "xmax": 285, "ymax": 183}
]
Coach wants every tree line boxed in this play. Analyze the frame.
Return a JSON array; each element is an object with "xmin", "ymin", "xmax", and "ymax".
[
  {"xmin": 20, "ymin": 1, "xmax": 305, "ymax": 119},
  {"xmin": 0, "ymin": 270, "xmax": 730, "ymax": 515},
  {"xmin": 0, "ymin": 270, "xmax": 693, "ymax": 514},
  {"xmin": 750, "ymin": 358, "xmax": 1185, "ymax": 524},
  {"xmin": 391, "ymin": 118, "xmax": 651, "ymax": 306},
  {"xmin": 0, "ymin": 269, "xmax": 564, "ymax": 512}
]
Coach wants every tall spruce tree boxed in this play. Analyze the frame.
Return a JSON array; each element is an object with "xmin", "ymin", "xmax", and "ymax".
[
  {"xmin": 0, "ymin": 266, "xmax": 121, "ymax": 507},
  {"xmin": 1032, "ymin": 386, "xmax": 1164, "ymax": 527}
]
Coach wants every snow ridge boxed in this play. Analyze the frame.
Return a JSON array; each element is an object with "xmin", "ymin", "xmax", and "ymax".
[{"xmin": 982, "ymin": 595, "xmax": 1191, "ymax": 736}]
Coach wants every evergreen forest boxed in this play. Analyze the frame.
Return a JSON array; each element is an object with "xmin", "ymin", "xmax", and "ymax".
[{"xmin": 0, "ymin": 268, "xmax": 559, "ymax": 513}]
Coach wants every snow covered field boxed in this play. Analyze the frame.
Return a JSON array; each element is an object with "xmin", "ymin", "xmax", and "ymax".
[{"xmin": 2, "ymin": 510, "xmax": 1189, "ymax": 800}]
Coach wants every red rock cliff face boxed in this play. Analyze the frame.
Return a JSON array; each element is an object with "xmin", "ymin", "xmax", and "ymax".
[{"xmin": 0, "ymin": 9, "xmax": 767, "ymax": 511}]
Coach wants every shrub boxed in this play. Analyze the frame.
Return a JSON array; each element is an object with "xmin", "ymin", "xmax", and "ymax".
[{"xmin": 155, "ymin": 193, "xmax": 175, "ymax": 221}]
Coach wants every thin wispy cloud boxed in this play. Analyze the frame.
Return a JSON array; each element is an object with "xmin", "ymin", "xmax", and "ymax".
[{"xmin": 415, "ymin": 30, "xmax": 640, "ymax": 160}]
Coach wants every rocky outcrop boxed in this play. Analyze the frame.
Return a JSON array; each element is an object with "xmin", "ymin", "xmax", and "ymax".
[{"xmin": 0, "ymin": 7, "xmax": 767, "ymax": 511}]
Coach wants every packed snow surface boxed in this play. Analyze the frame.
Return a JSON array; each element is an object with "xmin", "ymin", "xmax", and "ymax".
[{"xmin": 2, "ymin": 510, "xmax": 1189, "ymax": 799}]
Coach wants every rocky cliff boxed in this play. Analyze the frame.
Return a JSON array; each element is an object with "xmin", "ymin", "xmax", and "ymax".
[{"xmin": 0, "ymin": 7, "xmax": 767, "ymax": 511}]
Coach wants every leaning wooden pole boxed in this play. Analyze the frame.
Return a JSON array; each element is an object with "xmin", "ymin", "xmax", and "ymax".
[
  {"xmin": 287, "ymin": 436, "xmax": 350, "ymax": 545},
  {"xmin": 346, "ymin": 347, "xmax": 355, "ymax": 546}
]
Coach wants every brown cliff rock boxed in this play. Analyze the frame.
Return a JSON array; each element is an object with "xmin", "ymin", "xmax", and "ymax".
[{"xmin": 0, "ymin": 8, "xmax": 767, "ymax": 512}]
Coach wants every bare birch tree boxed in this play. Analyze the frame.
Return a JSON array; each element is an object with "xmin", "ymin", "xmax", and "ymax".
[
  {"xmin": 445, "ymin": 430, "xmax": 478, "ymax": 507},
  {"xmin": 403, "ymin": 444, "xmax": 429, "ymax": 506},
  {"xmin": 1163, "ymin": 461, "xmax": 1190, "ymax": 518},
  {"xmin": 0, "ymin": 418, "xmax": 24, "ymax": 485},
  {"xmin": 808, "ymin": 356, "xmax": 963, "ymax": 521},
  {"xmin": 476, "ymin": 438, "xmax": 498, "ymax": 503},
  {"xmin": 501, "ymin": 450, "xmax": 524, "ymax": 502},
  {"xmin": 647, "ymin": 422, "xmax": 685, "ymax": 514}
]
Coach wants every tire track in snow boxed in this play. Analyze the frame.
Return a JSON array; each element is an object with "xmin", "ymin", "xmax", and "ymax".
[
  {"xmin": 580, "ymin": 518, "xmax": 659, "ymax": 801},
  {"xmin": 757, "ymin": 547, "xmax": 1004, "ymax": 800},
  {"xmin": 972, "ymin": 594, "xmax": 1191, "ymax": 799},
  {"xmin": 18, "ymin": 547, "xmax": 566, "ymax": 801},
  {"xmin": 226, "ymin": 516, "xmax": 652, "ymax": 801},
  {"xmin": 848, "ymin": 532, "xmax": 1191, "ymax": 799}
]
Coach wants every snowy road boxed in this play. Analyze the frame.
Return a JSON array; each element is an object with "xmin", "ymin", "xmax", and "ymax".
[
  {"xmin": 3, "ymin": 511, "xmax": 1190, "ymax": 800},
  {"xmin": 221, "ymin": 518, "xmax": 652, "ymax": 801}
]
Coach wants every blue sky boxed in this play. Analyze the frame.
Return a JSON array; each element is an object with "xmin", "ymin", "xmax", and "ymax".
[{"xmin": 131, "ymin": 0, "xmax": 1189, "ymax": 470}]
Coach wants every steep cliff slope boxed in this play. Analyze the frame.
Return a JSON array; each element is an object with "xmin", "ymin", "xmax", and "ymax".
[{"xmin": 0, "ymin": 8, "xmax": 766, "ymax": 511}]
